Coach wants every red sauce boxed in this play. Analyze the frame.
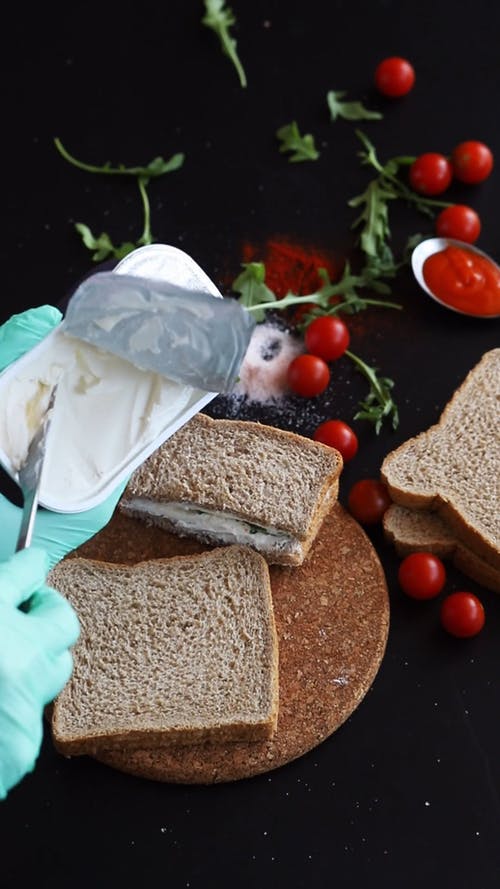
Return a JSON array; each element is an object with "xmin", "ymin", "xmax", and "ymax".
[{"xmin": 423, "ymin": 244, "xmax": 500, "ymax": 317}]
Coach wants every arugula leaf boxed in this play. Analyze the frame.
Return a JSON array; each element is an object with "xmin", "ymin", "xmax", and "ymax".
[
  {"xmin": 402, "ymin": 232, "xmax": 427, "ymax": 263},
  {"xmin": 347, "ymin": 349, "xmax": 399, "ymax": 433},
  {"xmin": 327, "ymin": 90, "xmax": 382, "ymax": 122},
  {"xmin": 349, "ymin": 130, "xmax": 454, "ymax": 274},
  {"xmin": 55, "ymin": 138, "xmax": 184, "ymax": 261},
  {"xmin": 348, "ymin": 178, "xmax": 398, "ymax": 270},
  {"xmin": 232, "ymin": 261, "xmax": 401, "ymax": 432},
  {"xmin": 239, "ymin": 262, "xmax": 401, "ymax": 324},
  {"xmin": 276, "ymin": 121, "xmax": 320, "ymax": 162},
  {"xmin": 74, "ymin": 224, "xmax": 136, "ymax": 262},
  {"xmin": 231, "ymin": 262, "xmax": 276, "ymax": 321},
  {"xmin": 202, "ymin": 0, "xmax": 247, "ymax": 88},
  {"xmin": 54, "ymin": 138, "xmax": 184, "ymax": 179}
]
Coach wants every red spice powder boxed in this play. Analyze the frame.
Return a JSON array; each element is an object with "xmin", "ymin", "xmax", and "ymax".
[
  {"xmin": 242, "ymin": 238, "xmax": 340, "ymax": 297},
  {"xmin": 237, "ymin": 237, "xmax": 379, "ymax": 340}
]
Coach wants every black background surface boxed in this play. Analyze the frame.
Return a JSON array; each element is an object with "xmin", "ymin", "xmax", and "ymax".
[{"xmin": 0, "ymin": 2, "xmax": 499, "ymax": 887}]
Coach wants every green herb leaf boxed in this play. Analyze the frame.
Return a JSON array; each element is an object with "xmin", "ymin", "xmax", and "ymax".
[
  {"xmin": 240, "ymin": 261, "xmax": 402, "ymax": 324},
  {"xmin": 327, "ymin": 90, "xmax": 382, "ymax": 122},
  {"xmin": 232, "ymin": 259, "xmax": 401, "ymax": 433},
  {"xmin": 248, "ymin": 523, "xmax": 266, "ymax": 535},
  {"xmin": 276, "ymin": 121, "xmax": 320, "ymax": 162},
  {"xmin": 232, "ymin": 262, "xmax": 276, "ymax": 321},
  {"xmin": 348, "ymin": 130, "xmax": 454, "ymax": 274},
  {"xmin": 54, "ymin": 138, "xmax": 184, "ymax": 179},
  {"xmin": 348, "ymin": 178, "xmax": 398, "ymax": 270},
  {"xmin": 74, "ymin": 224, "xmax": 136, "ymax": 263},
  {"xmin": 202, "ymin": 0, "xmax": 247, "ymax": 88},
  {"xmin": 55, "ymin": 138, "xmax": 184, "ymax": 259},
  {"xmin": 347, "ymin": 349, "xmax": 399, "ymax": 433}
]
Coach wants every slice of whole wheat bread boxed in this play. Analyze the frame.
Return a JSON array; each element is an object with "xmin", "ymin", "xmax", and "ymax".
[
  {"xmin": 49, "ymin": 545, "xmax": 279, "ymax": 756},
  {"xmin": 383, "ymin": 504, "xmax": 500, "ymax": 593},
  {"xmin": 120, "ymin": 412, "xmax": 343, "ymax": 566},
  {"xmin": 381, "ymin": 348, "xmax": 500, "ymax": 569}
]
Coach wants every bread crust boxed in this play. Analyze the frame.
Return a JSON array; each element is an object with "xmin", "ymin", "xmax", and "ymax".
[
  {"xmin": 58, "ymin": 502, "xmax": 390, "ymax": 784},
  {"xmin": 121, "ymin": 413, "xmax": 342, "ymax": 564},
  {"xmin": 121, "ymin": 480, "xmax": 338, "ymax": 567},
  {"xmin": 50, "ymin": 546, "xmax": 279, "ymax": 756},
  {"xmin": 381, "ymin": 349, "xmax": 500, "ymax": 570},
  {"xmin": 383, "ymin": 504, "xmax": 500, "ymax": 594}
]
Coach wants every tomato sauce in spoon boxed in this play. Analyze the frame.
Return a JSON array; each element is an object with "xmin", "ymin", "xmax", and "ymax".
[{"xmin": 423, "ymin": 244, "xmax": 500, "ymax": 317}]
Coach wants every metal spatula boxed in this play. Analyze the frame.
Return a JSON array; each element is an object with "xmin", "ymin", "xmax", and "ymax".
[{"xmin": 15, "ymin": 385, "xmax": 58, "ymax": 551}]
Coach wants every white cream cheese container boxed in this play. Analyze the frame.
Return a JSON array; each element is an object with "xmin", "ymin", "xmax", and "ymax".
[{"xmin": 0, "ymin": 244, "xmax": 222, "ymax": 513}]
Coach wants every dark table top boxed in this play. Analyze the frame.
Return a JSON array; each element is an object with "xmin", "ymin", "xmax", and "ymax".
[{"xmin": 1, "ymin": 2, "xmax": 499, "ymax": 887}]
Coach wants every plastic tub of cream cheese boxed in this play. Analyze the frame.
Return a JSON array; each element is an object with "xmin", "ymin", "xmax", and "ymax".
[{"xmin": 0, "ymin": 244, "xmax": 224, "ymax": 513}]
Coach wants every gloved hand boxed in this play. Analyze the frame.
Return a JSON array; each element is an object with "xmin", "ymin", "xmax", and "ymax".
[
  {"xmin": 0, "ymin": 305, "xmax": 127, "ymax": 566},
  {"xmin": 0, "ymin": 548, "xmax": 80, "ymax": 798}
]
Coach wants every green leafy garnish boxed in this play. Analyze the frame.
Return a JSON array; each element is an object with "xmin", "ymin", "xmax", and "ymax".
[
  {"xmin": 202, "ymin": 0, "xmax": 247, "ymax": 88},
  {"xmin": 349, "ymin": 130, "xmax": 453, "ymax": 274},
  {"xmin": 54, "ymin": 138, "xmax": 185, "ymax": 261},
  {"xmin": 238, "ymin": 263, "xmax": 401, "ymax": 324},
  {"xmin": 247, "ymin": 523, "xmax": 266, "ymax": 535},
  {"xmin": 276, "ymin": 121, "xmax": 320, "ymax": 162},
  {"xmin": 232, "ymin": 262, "xmax": 401, "ymax": 432},
  {"xmin": 327, "ymin": 90, "xmax": 382, "ymax": 122},
  {"xmin": 53, "ymin": 138, "xmax": 184, "ymax": 178},
  {"xmin": 73, "ymin": 225, "xmax": 136, "ymax": 263},
  {"xmin": 232, "ymin": 262, "xmax": 276, "ymax": 321},
  {"xmin": 347, "ymin": 350, "xmax": 399, "ymax": 433}
]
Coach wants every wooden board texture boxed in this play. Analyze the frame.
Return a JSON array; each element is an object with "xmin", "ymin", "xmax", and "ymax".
[{"xmin": 64, "ymin": 500, "xmax": 390, "ymax": 784}]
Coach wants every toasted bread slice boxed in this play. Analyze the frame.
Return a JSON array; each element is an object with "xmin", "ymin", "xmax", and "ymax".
[
  {"xmin": 49, "ymin": 546, "xmax": 279, "ymax": 755},
  {"xmin": 381, "ymin": 348, "xmax": 500, "ymax": 570},
  {"xmin": 120, "ymin": 413, "xmax": 343, "ymax": 566}
]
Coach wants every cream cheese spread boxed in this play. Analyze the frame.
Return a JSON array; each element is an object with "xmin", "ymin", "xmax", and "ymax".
[
  {"xmin": 0, "ymin": 326, "xmax": 193, "ymax": 509},
  {"xmin": 125, "ymin": 497, "xmax": 300, "ymax": 556}
]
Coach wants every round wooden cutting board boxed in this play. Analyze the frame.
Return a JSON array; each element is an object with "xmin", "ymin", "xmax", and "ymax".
[{"xmin": 72, "ymin": 501, "xmax": 390, "ymax": 784}]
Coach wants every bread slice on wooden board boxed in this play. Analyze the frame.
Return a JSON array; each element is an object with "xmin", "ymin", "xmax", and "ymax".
[
  {"xmin": 381, "ymin": 348, "xmax": 500, "ymax": 570},
  {"xmin": 71, "ymin": 502, "xmax": 390, "ymax": 785},
  {"xmin": 383, "ymin": 504, "xmax": 500, "ymax": 594},
  {"xmin": 49, "ymin": 545, "xmax": 279, "ymax": 756},
  {"xmin": 120, "ymin": 412, "xmax": 343, "ymax": 566}
]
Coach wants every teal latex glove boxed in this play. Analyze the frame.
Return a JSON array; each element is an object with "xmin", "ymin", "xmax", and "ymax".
[
  {"xmin": 0, "ymin": 547, "xmax": 80, "ymax": 798},
  {"xmin": 0, "ymin": 305, "xmax": 127, "ymax": 567}
]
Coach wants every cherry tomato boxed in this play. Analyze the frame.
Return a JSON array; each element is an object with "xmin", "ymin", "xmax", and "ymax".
[
  {"xmin": 304, "ymin": 316, "xmax": 350, "ymax": 362},
  {"xmin": 374, "ymin": 57, "xmax": 415, "ymax": 98},
  {"xmin": 287, "ymin": 354, "xmax": 330, "ymax": 397},
  {"xmin": 440, "ymin": 591, "xmax": 485, "ymax": 638},
  {"xmin": 347, "ymin": 479, "xmax": 392, "ymax": 525},
  {"xmin": 313, "ymin": 419, "xmax": 358, "ymax": 461},
  {"xmin": 409, "ymin": 153, "xmax": 453, "ymax": 196},
  {"xmin": 451, "ymin": 140, "xmax": 494, "ymax": 185},
  {"xmin": 398, "ymin": 552, "xmax": 446, "ymax": 600},
  {"xmin": 435, "ymin": 204, "xmax": 481, "ymax": 244}
]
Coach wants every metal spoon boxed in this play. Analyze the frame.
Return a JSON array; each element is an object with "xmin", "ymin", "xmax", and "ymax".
[{"xmin": 411, "ymin": 237, "xmax": 500, "ymax": 318}]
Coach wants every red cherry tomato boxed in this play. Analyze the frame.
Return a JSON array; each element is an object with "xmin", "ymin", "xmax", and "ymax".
[
  {"xmin": 409, "ymin": 153, "xmax": 453, "ymax": 196},
  {"xmin": 398, "ymin": 552, "xmax": 446, "ymax": 600},
  {"xmin": 304, "ymin": 316, "xmax": 350, "ymax": 362},
  {"xmin": 451, "ymin": 141, "xmax": 494, "ymax": 185},
  {"xmin": 440, "ymin": 591, "xmax": 485, "ymax": 638},
  {"xmin": 313, "ymin": 419, "xmax": 358, "ymax": 461},
  {"xmin": 374, "ymin": 57, "xmax": 415, "ymax": 98},
  {"xmin": 435, "ymin": 204, "xmax": 481, "ymax": 244},
  {"xmin": 287, "ymin": 354, "xmax": 330, "ymax": 397},
  {"xmin": 347, "ymin": 479, "xmax": 392, "ymax": 525}
]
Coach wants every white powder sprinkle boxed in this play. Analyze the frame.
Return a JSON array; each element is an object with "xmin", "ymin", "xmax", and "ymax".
[{"xmin": 233, "ymin": 321, "xmax": 303, "ymax": 403}]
